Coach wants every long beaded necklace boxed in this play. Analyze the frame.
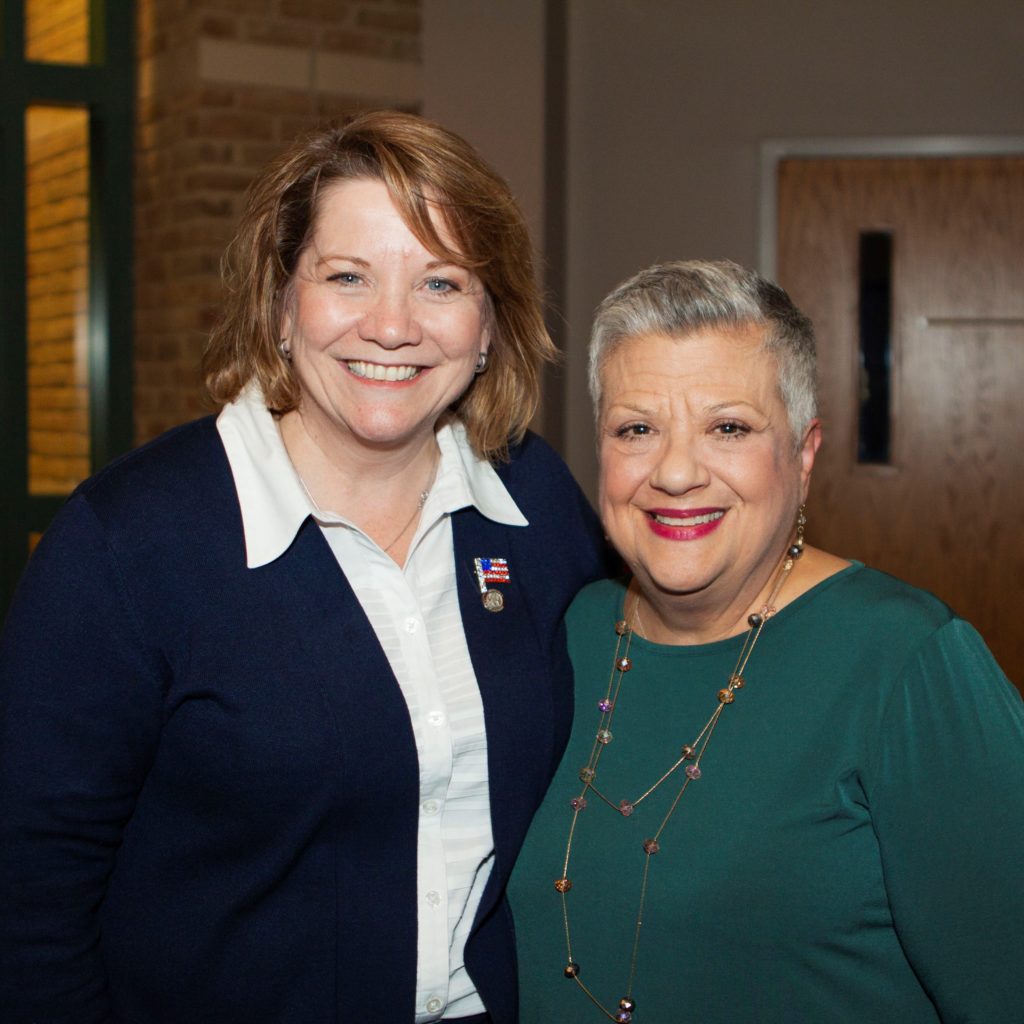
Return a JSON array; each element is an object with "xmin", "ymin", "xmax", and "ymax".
[{"xmin": 554, "ymin": 508, "xmax": 806, "ymax": 1023}]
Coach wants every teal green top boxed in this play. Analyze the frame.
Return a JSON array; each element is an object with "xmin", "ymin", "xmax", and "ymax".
[{"xmin": 509, "ymin": 564, "xmax": 1024, "ymax": 1023}]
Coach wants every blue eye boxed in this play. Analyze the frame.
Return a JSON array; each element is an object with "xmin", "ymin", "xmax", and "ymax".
[
  {"xmin": 327, "ymin": 272, "xmax": 362, "ymax": 285},
  {"xmin": 425, "ymin": 277, "xmax": 459, "ymax": 293}
]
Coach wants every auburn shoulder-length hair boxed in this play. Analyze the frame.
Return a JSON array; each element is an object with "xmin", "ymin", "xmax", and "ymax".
[{"xmin": 203, "ymin": 110, "xmax": 555, "ymax": 462}]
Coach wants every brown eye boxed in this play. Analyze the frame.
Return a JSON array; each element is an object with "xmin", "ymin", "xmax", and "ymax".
[
  {"xmin": 614, "ymin": 422, "xmax": 651, "ymax": 439},
  {"xmin": 715, "ymin": 421, "xmax": 749, "ymax": 437}
]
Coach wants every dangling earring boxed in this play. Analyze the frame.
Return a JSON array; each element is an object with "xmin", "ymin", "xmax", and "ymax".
[
  {"xmin": 278, "ymin": 339, "xmax": 292, "ymax": 361},
  {"xmin": 474, "ymin": 351, "xmax": 488, "ymax": 374},
  {"xmin": 788, "ymin": 504, "xmax": 807, "ymax": 559}
]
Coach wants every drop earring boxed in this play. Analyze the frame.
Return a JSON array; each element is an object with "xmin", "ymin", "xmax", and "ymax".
[{"xmin": 788, "ymin": 504, "xmax": 807, "ymax": 559}]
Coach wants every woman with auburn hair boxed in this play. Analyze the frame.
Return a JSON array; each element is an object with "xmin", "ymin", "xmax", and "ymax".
[
  {"xmin": 510, "ymin": 259, "xmax": 1024, "ymax": 1023},
  {"xmin": 0, "ymin": 111, "xmax": 606, "ymax": 1023}
]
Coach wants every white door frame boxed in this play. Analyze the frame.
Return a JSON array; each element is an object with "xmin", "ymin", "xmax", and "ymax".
[{"xmin": 758, "ymin": 136, "xmax": 1024, "ymax": 281}]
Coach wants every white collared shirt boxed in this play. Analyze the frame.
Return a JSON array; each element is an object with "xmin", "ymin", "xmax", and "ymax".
[{"xmin": 216, "ymin": 386, "xmax": 528, "ymax": 1021}]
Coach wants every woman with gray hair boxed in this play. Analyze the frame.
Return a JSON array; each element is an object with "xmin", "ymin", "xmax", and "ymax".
[{"xmin": 510, "ymin": 260, "xmax": 1024, "ymax": 1022}]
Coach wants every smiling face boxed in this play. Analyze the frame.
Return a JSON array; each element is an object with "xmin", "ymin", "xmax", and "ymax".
[
  {"xmin": 598, "ymin": 327, "xmax": 820, "ymax": 630},
  {"xmin": 280, "ymin": 177, "xmax": 490, "ymax": 457}
]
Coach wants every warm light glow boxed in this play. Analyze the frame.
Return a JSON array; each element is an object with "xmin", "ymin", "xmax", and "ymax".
[
  {"xmin": 25, "ymin": 0, "xmax": 90, "ymax": 64},
  {"xmin": 26, "ymin": 106, "xmax": 91, "ymax": 496}
]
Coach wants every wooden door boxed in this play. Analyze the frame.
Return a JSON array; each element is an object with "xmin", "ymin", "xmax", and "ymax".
[{"xmin": 777, "ymin": 157, "xmax": 1024, "ymax": 688}]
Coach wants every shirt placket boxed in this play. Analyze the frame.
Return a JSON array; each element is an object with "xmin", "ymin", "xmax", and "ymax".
[{"xmin": 395, "ymin": 576, "xmax": 453, "ymax": 1021}]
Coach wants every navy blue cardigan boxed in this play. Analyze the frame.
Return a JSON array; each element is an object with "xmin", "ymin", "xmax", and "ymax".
[{"xmin": 0, "ymin": 417, "xmax": 607, "ymax": 1023}]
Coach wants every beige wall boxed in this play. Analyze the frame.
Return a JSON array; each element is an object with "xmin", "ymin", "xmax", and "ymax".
[
  {"xmin": 560, "ymin": 0, "xmax": 1024, "ymax": 497},
  {"xmin": 422, "ymin": 2, "xmax": 547, "ymax": 259}
]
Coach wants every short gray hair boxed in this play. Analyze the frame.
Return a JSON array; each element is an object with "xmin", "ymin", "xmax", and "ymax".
[{"xmin": 589, "ymin": 259, "xmax": 818, "ymax": 443}]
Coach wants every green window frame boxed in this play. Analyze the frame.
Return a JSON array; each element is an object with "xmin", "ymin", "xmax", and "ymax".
[{"xmin": 1, "ymin": 1, "xmax": 134, "ymax": 612}]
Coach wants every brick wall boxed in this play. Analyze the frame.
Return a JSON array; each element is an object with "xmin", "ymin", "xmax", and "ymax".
[{"xmin": 134, "ymin": 0, "xmax": 422, "ymax": 443}]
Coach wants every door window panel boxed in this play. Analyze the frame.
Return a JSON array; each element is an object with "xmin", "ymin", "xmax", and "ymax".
[
  {"xmin": 25, "ymin": 105, "xmax": 91, "ymax": 496},
  {"xmin": 25, "ymin": 0, "xmax": 91, "ymax": 65}
]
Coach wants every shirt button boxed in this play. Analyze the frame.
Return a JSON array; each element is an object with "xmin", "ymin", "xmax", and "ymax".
[
  {"xmin": 404, "ymin": 617, "xmax": 419, "ymax": 634},
  {"xmin": 422, "ymin": 799, "xmax": 440, "ymax": 816},
  {"xmin": 425, "ymin": 889, "xmax": 441, "ymax": 907},
  {"xmin": 427, "ymin": 710, "xmax": 445, "ymax": 727},
  {"xmin": 425, "ymin": 996, "xmax": 443, "ymax": 1013}
]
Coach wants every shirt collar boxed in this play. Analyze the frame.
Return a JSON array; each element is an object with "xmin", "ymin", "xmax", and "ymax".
[
  {"xmin": 432, "ymin": 418, "xmax": 529, "ymax": 528},
  {"xmin": 217, "ymin": 385, "xmax": 528, "ymax": 569}
]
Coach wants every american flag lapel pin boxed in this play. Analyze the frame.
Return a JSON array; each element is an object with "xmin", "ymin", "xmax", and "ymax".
[{"xmin": 473, "ymin": 557, "xmax": 509, "ymax": 612}]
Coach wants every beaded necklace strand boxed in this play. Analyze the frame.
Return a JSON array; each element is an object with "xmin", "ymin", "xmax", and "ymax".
[{"xmin": 554, "ymin": 508, "xmax": 806, "ymax": 1023}]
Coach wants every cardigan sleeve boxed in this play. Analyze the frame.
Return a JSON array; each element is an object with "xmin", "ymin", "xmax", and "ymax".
[
  {"xmin": 867, "ymin": 618, "xmax": 1024, "ymax": 1022},
  {"xmin": 0, "ymin": 493, "xmax": 167, "ymax": 1022}
]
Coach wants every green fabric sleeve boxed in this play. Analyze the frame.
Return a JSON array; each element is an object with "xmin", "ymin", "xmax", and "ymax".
[{"xmin": 868, "ymin": 618, "xmax": 1024, "ymax": 1021}]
